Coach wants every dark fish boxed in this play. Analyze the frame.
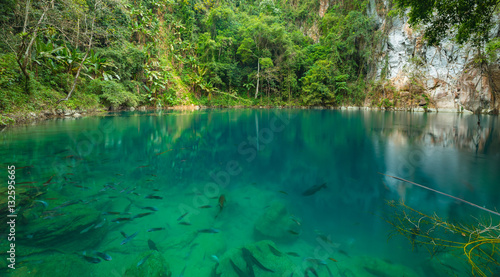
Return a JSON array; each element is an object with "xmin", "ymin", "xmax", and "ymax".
[
  {"xmin": 278, "ymin": 190, "xmax": 288, "ymax": 195},
  {"xmin": 145, "ymin": 194, "xmax": 163, "ymax": 199},
  {"xmin": 95, "ymin": 251, "xmax": 112, "ymax": 261},
  {"xmin": 304, "ymin": 267, "xmax": 319, "ymax": 277},
  {"xmin": 148, "ymin": 239, "xmax": 158, "ymax": 251},
  {"xmin": 229, "ymin": 259, "xmax": 247, "ymax": 277},
  {"xmin": 42, "ymin": 175, "xmax": 55, "ymax": 185},
  {"xmin": 218, "ymin": 194, "xmax": 226, "ymax": 210},
  {"xmin": 286, "ymin": 252, "xmax": 300, "ymax": 257},
  {"xmin": 120, "ymin": 231, "xmax": 138, "ymax": 245},
  {"xmin": 179, "ymin": 265, "xmax": 187, "ymax": 277},
  {"xmin": 82, "ymin": 255, "xmax": 101, "ymax": 264},
  {"xmin": 112, "ymin": 217, "xmax": 132, "ymax": 223},
  {"xmin": 198, "ymin": 228, "xmax": 220, "ymax": 233},
  {"xmin": 177, "ymin": 212, "xmax": 189, "ymax": 221},
  {"xmin": 142, "ymin": 206, "xmax": 159, "ymax": 211},
  {"xmin": 147, "ymin": 227, "xmax": 165, "ymax": 232},
  {"xmin": 268, "ymin": 244, "xmax": 282, "ymax": 257},
  {"xmin": 241, "ymin": 247, "xmax": 274, "ymax": 272},
  {"xmin": 302, "ymin": 183, "xmax": 327, "ymax": 196},
  {"xmin": 179, "ymin": 221, "xmax": 192, "ymax": 225},
  {"xmin": 133, "ymin": 212, "xmax": 154, "ymax": 219},
  {"xmin": 326, "ymin": 265, "xmax": 334, "ymax": 277},
  {"xmin": 103, "ymin": 211, "xmax": 121, "ymax": 215},
  {"xmin": 137, "ymin": 253, "xmax": 153, "ymax": 267},
  {"xmin": 198, "ymin": 205, "xmax": 213, "ymax": 208},
  {"xmin": 338, "ymin": 249, "xmax": 350, "ymax": 257},
  {"xmin": 120, "ymin": 231, "xmax": 127, "ymax": 238},
  {"xmin": 288, "ymin": 230, "xmax": 300, "ymax": 235}
]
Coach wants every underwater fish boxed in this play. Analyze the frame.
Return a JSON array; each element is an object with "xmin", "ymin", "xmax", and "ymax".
[
  {"xmin": 112, "ymin": 217, "xmax": 132, "ymax": 223},
  {"xmin": 278, "ymin": 190, "xmax": 288, "ymax": 195},
  {"xmin": 218, "ymin": 194, "xmax": 226, "ymax": 210},
  {"xmin": 133, "ymin": 212, "xmax": 154, "ymax": 219},
  {"xmin": 103, "ymin": 211, "xmax": 121, "ymax": 215},
  {"xmin": 148, "ymin": 239, "xmax": 158, "ymax": 251},
  {"xmin": 229, "ymin": 259, "xmax": 246, "ymax": 277},
  {"xmin": 142, "ymin": 206, "xmax": 159, "ymax": 211},
  {"xmin": 145, "ymin": 194, "xmax": 163, "ymax": 199},
  {"xmin": 120, "ymin": 231, "xmax": 127, "ymax": 238},
  {"xmin": 198, "ymin": 228, "xmax": 220, "ymax": 233},
  {"xmin": 120, "ymin": 231, "xmax": 138, "ymax": 245},
  {"xmin": 177, "ymin": 212, "xmax": 189, "ymax": 221},
  {"xmin": 80, "ymin": 224, "xmax": 96, "ymax": 234},
  {"xmin": 34, "ymin": 200, "xmax": 48, "ymax": 208},
  {"xmin": 179, "ymin": 265, "xmax": 187, "ymax": 277},
  {"xmin": 338, "ymin": 249, "xmax": 350, "ymax": 257},
  {"xmin": 305, "ymin": 257, "xmax": 327, "ymax": 266},
  {"xmin": 290, "ymin": 216, "xmax": 301, "ymax": 226},
  {"xmin": 210, "ymin": 255, "xmax": 219, "ymax": 264},
  {"xmin": 147, "ymin": 227, "xmax": 165, "ymax": 232},
  {"xmin": 42, "ymin": 175, "xmax": 55, "ymax": 185},
  {"xmin": 137, "ymin": 253, "xmax": 153, "ymax": 267},
  {"xmin": 82, "ymin": 255, "xmax": 101, "ymax": 264},
  {"xmin": 179, "ymin": 222, "xmax": 192, "ymax": 226},
  {"xmin": 198, "ymin": 205, "xmax": 213, "ymax": 209},
  {"xmin": 287, "ymin": 230, "xmax": 300, "ymax": 235},
  {"xmin": 94, "ymin": 218, "xmax": 106, "ymax": 229},
  {"xmin": 286, "ymin": 252, "xmax": 300, "ymax": 257},
  {"xmin": 268, "ymin": 244, "xmax": 282, "ymax": 257},
  {"xmin": 304, "ymin": 267, "xmax": 319, "ymax": 277},
  {"xmin": 95, "ymin": 251, "xmax": 112, "ymax": 261},
  {"xmin": 241, "ymin": 247, "xmax": 274, "ymax": 272},
  {"xmin": 302, "ymin": 183, "xmax": 327, "ymax": 196},
  {"xmin": 326, "ymin": 265, "xmax": 334, "ymax": 277},
  {"xmin": 328, "ymin": 257, "xmax": 337, "ymax": 262}
]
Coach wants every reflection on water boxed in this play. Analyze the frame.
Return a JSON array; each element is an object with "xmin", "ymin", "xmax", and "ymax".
[{"xmin": 0, "ymin": 109, "xmax": 498, "ymax": 276}]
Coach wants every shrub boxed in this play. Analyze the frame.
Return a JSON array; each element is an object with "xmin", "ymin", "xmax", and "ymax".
[{"xmin": 86, "ymin": 79, "xmax": 142, "ymax": 108}]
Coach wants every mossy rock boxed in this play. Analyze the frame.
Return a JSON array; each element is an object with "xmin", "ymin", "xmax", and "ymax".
[
  {"xmin": 17, "ymin": 201, "xmax": 104, "ymax": 251},
  {"xmin": 353, "ymin": 256, "xmax": 420, "ymax": 277},
  {"xmin": 254, "ymin": 201, "xmax": 300, "ymax": 243},
  {"xmin": 216, "ymin": 240, "xmax": 296, "ymax": 277},
  {"xmin": 124, "ymin": 250, "xmax": 171, "ymax": 277},
  {"xmin": 11, "ymin": 253, "xmax": 92, "ymax": 277}
]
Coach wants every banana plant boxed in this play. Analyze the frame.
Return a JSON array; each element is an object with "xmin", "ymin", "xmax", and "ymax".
[{"xmin": 83, "ymin": 50, "xmax": 120, "ymax": 81}]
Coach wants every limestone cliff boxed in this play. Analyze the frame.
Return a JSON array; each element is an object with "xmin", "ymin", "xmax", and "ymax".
[{"xmin": 368, "ymin": 0, "xmax": 500, "ymax": 113}]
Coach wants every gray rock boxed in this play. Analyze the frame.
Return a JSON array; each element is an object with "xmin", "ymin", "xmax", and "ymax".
[{"xmin": 73, "ymin": 113, "xmax": 81, "ymax": 118}]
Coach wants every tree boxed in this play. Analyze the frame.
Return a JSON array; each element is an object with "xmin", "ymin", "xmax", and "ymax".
[{"xmin": 394, "ymin": 0, "xmax": 500, "ymax": 46}]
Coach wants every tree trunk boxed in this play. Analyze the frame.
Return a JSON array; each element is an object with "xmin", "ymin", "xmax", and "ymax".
[{"xmin": 254, "ymin": 58, "xmax": 260, "ymax": 99}]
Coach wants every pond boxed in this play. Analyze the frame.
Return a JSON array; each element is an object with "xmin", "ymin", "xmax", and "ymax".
[{"xmin": 1, "ymin": 109, "xmax": 499, "ymax": 276}]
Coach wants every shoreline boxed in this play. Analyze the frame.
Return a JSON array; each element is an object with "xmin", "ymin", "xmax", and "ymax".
[{"xmin": 0, "ymin": 104, "xmax": 488, "ymax": 127}]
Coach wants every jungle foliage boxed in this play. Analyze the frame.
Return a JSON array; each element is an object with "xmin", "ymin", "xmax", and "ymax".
[{"xmin": 0, "ymin": 0, "xmax": 379, "ymax": 112}]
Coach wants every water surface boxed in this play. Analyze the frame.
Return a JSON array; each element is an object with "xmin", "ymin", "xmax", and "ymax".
[{"xmin": 1, "ymin": 109, "xmax": 499, "ymax": 276}]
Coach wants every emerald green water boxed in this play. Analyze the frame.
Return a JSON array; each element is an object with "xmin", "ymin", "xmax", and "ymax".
[{"xmin": 1, "ymin": 109, "xmax": 499, "ymax": 276}]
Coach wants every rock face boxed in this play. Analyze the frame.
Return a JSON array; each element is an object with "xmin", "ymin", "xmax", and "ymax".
[
  {"xmin": 369, "ymin": 1, "xmax": 500, "ymax": 113},
  {"xmin": 254, "ymin": 202, "xmax": 300, "ymax": 242}
]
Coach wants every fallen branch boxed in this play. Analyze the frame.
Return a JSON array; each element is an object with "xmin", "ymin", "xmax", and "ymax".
[{"xmin": 378, "ymin": 172, "xmax": 500, "ymax": 217}]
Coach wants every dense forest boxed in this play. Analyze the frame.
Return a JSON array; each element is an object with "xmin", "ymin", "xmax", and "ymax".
[
  {"xmin": 0, "ymin": 0, "xmax": 380, "ymax": 119},
  {"xmin": 1, "ymin": 0, "xmax": 499, "ymax": 124}
]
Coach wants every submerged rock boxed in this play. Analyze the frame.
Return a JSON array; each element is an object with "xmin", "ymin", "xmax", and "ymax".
[
  {"xmin": 352, "ymin": 256, "xmax": 420, "ymax": 277},
  {"xmin": 216, "ymin": 240, "xmax": 296, "ymax": 277},
  {"xmin": 254, "ymin": 201, "xmax": 301, "ymax": 242},
  {"xmin": 124, "ymin": 250, "xmax": 171, "ymax": 277},
  {"xmin": 18, "ymin": 200, "xmax": 105, "ymax": 251}
]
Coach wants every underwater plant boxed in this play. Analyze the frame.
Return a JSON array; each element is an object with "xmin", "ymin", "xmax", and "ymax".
[{"xmin": 385, "ymin": 201, "xmax": 500, "ymax": 277}]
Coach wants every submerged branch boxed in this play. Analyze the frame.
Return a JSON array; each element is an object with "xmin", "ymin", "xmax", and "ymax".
[{"xmin": 379, "ymin": 173, "xmax": 500, "ymax": 217}]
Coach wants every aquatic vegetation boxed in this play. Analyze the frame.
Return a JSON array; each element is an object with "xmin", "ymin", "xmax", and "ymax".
[{"xmin": 385, "ymin": 201, "xmax": 500, "ymax": 277}]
